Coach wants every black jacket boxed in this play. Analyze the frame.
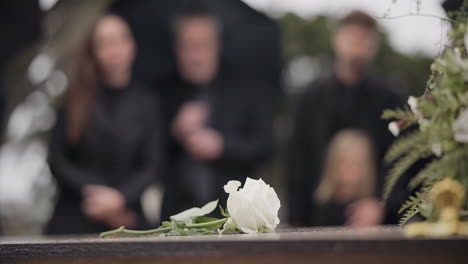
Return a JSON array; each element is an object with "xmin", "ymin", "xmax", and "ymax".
[
  {"xmin": 46, "ymin": 84, "xmax": 162, "ymax": 234},
  {"xmin": 159, "ymin": 75, "xmax": 275, "ymax": 220},
  {"xmin": 287, "ymin": 73, "xmax": 403, "ymax": 226}
]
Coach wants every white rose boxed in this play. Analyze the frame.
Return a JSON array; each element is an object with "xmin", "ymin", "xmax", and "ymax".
[
  {"xmin": 453, "ymin": 109, "xmax": 468, "ymax": 143},
  {"xmin": 223, "ymin": 178, "xmax": 281, "ymax": 234}
]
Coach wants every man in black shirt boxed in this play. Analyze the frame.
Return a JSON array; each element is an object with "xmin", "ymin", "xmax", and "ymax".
[
  {"xmin": 159, "ymin": 8, "xmax": 274, "ymax": 220},
  {"xmin": 287, "ymin": 11, "xmax": 402, "ymax": 227}
]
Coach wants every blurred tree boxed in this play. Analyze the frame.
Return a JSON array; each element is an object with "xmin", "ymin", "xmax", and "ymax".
[
  {"xmin": 280, "ymin": 14, "xmax": 333, "ymax": 60},
  {"xmin": 279, "ymin": 12, "xmax": 433, "ymax": 97}
]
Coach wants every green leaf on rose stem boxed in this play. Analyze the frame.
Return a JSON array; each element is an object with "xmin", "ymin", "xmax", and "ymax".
[
  {"xmin": 219, "ymin": 218, "xmax": 239, "ymax": 234},
  {"xmin": 170, "ymin": 199, "xmax": 219, "ymax": 222},
  {"xmin": 161, "ymin": 221, "xmax": 172, "ymax": 228},
  {"xmin": 193, "ymin": 216, "xmax": 220, "ymax": 223},
  {"xmin": 173, "ymin": 221, "xmax": 186, "ymax": 229},
  {"xmin": 219, "ymin": 205, "xmax": 229, "ymax": 217},
  {"xmin": 192, "ymin": 216, "xmax": 226, "ymax": 230},
  {"xmin": 173, "ymin": 228, "xmax": 189, "ymax": 236}
]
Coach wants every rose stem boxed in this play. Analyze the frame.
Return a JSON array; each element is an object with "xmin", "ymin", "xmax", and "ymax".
[
  {"xmin": 100, "ymin": 218, "xmax": 228, "ymax": 238},
  {"xmin": 100, "ymin": 226, "xmax": 171, "ymax": 238}
]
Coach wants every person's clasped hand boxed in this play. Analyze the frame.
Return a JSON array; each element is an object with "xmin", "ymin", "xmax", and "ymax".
[
  {"xmin": 172, "ymin": 100, "xmax": 223, "ymax": 161},
  {"xmin": 345, "ymin": 197, "xmax": 384, "ymax": 228},
  {"xmin": 81, "ymin": 184, "xmax": 137, "ymax": 228},
  {"xmin": 184, "ymin": 128, "xmax": 223, "ymax": 161},
  {"xmin": 172, "ymin": 101, "xmax": 208, "ymax": 140}
]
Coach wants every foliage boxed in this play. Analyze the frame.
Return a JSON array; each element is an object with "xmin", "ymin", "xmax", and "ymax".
[{"xmin": 382, "ymin": 2, "xmax": 468, "ymax": 225}]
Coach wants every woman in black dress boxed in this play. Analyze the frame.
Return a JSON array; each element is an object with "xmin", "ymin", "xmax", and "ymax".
[
  {"xmin": 46, "ymin": 14, "xmax": 162, "ymax": 234},
  {"xmin": 312, "ymin": 129, "xmax": 383, "ymax": 227}
]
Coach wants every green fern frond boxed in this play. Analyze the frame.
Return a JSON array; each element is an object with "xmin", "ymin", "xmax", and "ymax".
[
  {"xmin": 384, "ymin": 147, "xmax": 428, "ymax": 200},
  {"xmin": 399, "ymin": 204, "xmax": 420, "ymax": 226},
  {"xmin": 398, "ymin": 184, "xmax": 438, "ymax": 225},
  {"xmin": 384, "ymin": 130, "xmax": 426, "ymax": 164},
  {"xmin": 398, "ymin": 190, "xmax": 427, "ymax": 214},
  {"xmin": 408, "ymin": 147, "xmax": 466, "ymax": 190},
  {"xmin": 381, "ymin": 108, "xmax": 413, "ymax": 121}
]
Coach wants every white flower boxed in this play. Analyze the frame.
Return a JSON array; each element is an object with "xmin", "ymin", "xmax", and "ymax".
[
  {"xmin": 431, "ymin": 142, "xmax": 442, "ymax": 157},
  {"xmin": 465, "ymin": 32, "xmax": 468, "ymax": 51},
  {"xmin": 453, "ymin": 109, "xmax": 468, "ymax": 143},
  {"xmin": 388, "ymin": 121, "xmax": 400, "ymax": 137},
  {"xmin": 407, "ymin": 96, "xmax": 431, "ymax": 130},
  {"xmin": 223, "ymin": 178, "xmax": 281, "ymax": 234},
  {"xmin": 408, "ymin": 96, "xmax": 420, "ymax": 116}
]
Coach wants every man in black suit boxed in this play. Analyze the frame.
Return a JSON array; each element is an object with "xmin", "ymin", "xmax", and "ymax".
[
  {"xmin": 159, "ymin": 7, "xmax": 275, "ymax": 220},
  {"xmin": 287, "ymin": 11, "xmax": 403, "ymax": 227}
]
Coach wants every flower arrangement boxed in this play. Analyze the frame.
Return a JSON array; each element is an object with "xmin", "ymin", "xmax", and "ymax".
[
  {"xmin": 382, "ymin": 5, "xmax": 468, "ymax": 227},
  {"xmin": 100, "ymin": 178, "xmax": 281, "ymax": 238}
]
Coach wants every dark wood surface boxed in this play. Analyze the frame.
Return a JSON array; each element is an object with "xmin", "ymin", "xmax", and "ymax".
[{"xmin": 1, "ymin": 226, "xmax": 467, "ymax": 264}]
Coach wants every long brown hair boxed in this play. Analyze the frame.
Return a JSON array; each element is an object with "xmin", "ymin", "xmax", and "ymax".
[
  {"xmin": 65, "ymin": 18, "xmax": 102, "ymax": 143},
  {"xmin": 315, "ymin": 129, "xmax": 377, "ymax": 203}
]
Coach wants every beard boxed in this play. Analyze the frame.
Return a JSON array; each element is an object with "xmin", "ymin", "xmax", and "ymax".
[{"xmin": 347, "ymin": 57, "xmax": 370, "ymax": 73}]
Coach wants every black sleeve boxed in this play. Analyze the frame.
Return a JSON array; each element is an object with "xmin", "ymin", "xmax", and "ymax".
[
  {"xmin": 286, "ymin": 92, "xmax": 314, "ymax": 226},
  {"xmin": 48, "ymin": 111, "xmax": 106, "ymax": 194},
  {"xmin": 219, "ymin": 83, "xmax": 275, "ymax": 164},
  {"xmin": 286, "ymin": 86, "xmax": 330, "ymax": 226},
  {"xmin": 0, "ymin": 76, "xmax": 5, "ymax": 133},
  {"xmin": 117, "ymin": 96, "xmax": 163, "ymax": 205}
]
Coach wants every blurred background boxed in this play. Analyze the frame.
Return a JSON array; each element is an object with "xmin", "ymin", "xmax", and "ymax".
[{"xmin": 0, "ymin": 0, "xmax": 458, "ymax": 235}]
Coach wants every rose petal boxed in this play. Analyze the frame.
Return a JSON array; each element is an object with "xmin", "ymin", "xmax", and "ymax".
[
  {"xmin": 224, "ymin": 180, "xmax": 241, "ymax": 194},
  {"xmin": 170, "ymin": 199, "xmax": 218, "ymax": 222}
]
